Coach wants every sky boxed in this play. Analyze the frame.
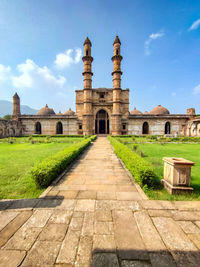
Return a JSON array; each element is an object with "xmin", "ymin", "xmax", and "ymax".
[{"xmin": 0, "ymin": 0, "xmax": 200, "ymax": 114}]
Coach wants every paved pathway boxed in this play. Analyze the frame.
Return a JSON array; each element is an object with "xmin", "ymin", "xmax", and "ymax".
[{"xmin": 0, "ymin": 137, "xmax": 200, "ymax": 266}]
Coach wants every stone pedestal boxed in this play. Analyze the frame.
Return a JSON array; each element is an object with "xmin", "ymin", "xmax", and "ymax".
[{"xmin": 162, "ymin": 157, "xmax": 194, "ymax": 194}]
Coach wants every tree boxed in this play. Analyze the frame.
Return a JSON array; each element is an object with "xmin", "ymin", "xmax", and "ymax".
[{"xmin": 3, "ymin": 114, "xmax": 12, "ymax": 120}]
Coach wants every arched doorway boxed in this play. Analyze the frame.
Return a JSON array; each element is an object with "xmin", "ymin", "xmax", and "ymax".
[
  {"xmin": 95, "ymin": 110, "xmax": 109, "ymax": 134},
  {"xmin": 142, "ymin": 122, "xmax": 149, "ymax": 134},
  {"xmin": 165, "ymin": 122, "xmax": 171, "ymax": 134},
  {"xmin": 35, "ymin": 122, "xmax": 42, "ymax": 134},
  {"xmin": 56, "ymin": 122, "xmax": 63, "ymax": 134}
]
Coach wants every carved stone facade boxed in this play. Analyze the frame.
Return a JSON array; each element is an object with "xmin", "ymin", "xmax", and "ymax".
[
  {"xmin": 0, "ymin": 119, "xmax": 23, "ymax": 138},
  {"xmin": 0, "ymin": 36, "xmax": 199, "ymax": 137}
]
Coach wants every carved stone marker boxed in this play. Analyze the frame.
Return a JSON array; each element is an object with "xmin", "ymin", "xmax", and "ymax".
[{"xmin": 162, "ymin": 157, "xmax": 194, "ymax": 194}]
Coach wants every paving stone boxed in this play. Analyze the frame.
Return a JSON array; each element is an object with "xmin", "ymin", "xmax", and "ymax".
[
  {"xmin": 75, "ymin": 199, "xmax": 95, "ymax": 212},
  {"xmin": 139, "ymin": 200, "xmax": 164, "ymax": 210},
  {"xmin": 153, "ymin": 217, "xmax": 200, "ymax": 266},
  {"xmin": 3, "ymin": 225, "xmax": 42, "ymax": 250},
  {"xmin": 113, "ymin": 210, "xmax": 149, "ymax": 260},
  {"xmin": 0, "ymin": 200, "xmax": 12, "ymax": 210},
  {"xmin": 35, "ymin": 198, "xmax": 63, "ymax": 209},
  {"xmin": 57, "ymin": 199, "xmax": 76, "ymax": 210},
  {"xmin": 93, "ymin": 234, "xmax": 116, "ymax": 252},
  {"xmin": 58, "ymin": 190, "xmax": 78, "ymax": 199},
  {"xmin": 73, "ymin": 211, "xmax": 84, "ymax": 218},
  {"xmin": 171, "ymin": 210, "xmax": 200, "ymax": 221},
  {"xmin": 0, "ymin": 211, "xmax": 32, "ymax": 248},
  {"xmin": 188, "ymin": 234, "xmax": 200, "ymax": 250},
  {"xmin": 49, "ymin": 210, "xmax": 72, "ymax": 224},
  {"xmin": 0, "ymin": 211, "xmax": 19, "ymax": 231},
  {"xmin": 94, "ymin": 221, "xmax": 114, "ymax": 234},
  {"xmin": 177, "ymin": 221, "xmax": 200, "ymax": 234},
  {"xmin": 0, "ymin": 250, "xmax": 26, "ymax": 267},
  {"xmin": 69, "ymin": 217, "xmax": 83, "ymax": 231},
  {"xmin": 91, "ymin": 253, "xmax": 119, "ymax": 267},
  {"xmin": 174, "ymin": 201, "xmax": 200, "ymax": 211},
  {"xmin": 149, "ymin": 252, "xmax": 176, "ymax": 267},
  {"xmin": 95, "ymin": 209, "xmax": 112, "ymax": 221},
  {"xmin": 38, "ymin": 223, "xmax": 67, "ymax": 241},
  {"xmin": 148, "ymin": 209, "xmax": 172, "ymax": 217},
  {"xmin": 77, "ymin": 190, "xmax": 97, "ymax": 199},
  {"xmin": 116, "ymin": 192, "xmax": 142, "ymax": 200},
  {"xmin": 21, "ymin": 240, "xmax": 61, "ymax": 267},
  {"xmin": 82, "ymin": 212, "xmax": 94, "ymax": 236},
  {"xmin": 96, "ymin": 200, "xmax": 140, "ymax": 211},
  {"xmin": 97, "ymin": 191, "xmax": 116, "ymax": 200},
  {"xmin": 195, "ymin": 221, "xmax": 200, "ymax": 228},
  {"xmin": 47, "ymin": 190, "xmax": 59, "ymax": 197},
  {"xmin": 56, "ymin": 230, "xmax": 80, "ymax": 265},
  {"xmin": 24, "ymin": 209, "xmax": 52, "ymax": 228},
  {"xmin": 75, "ymin": 235, "xmax": 93, "ymax": 267},
  {"xmin": 121, "ymin": 260, "xmax": 151, "ymax": 267}
]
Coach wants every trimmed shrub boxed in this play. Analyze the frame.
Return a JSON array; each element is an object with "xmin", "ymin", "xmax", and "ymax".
[
  {"xmin": 31, "ymin": 135, "xmax": 96, "ymax": 188},
  {"xmin": 108, "ymin": 136, "xmax": 156, "ymax": 188}
]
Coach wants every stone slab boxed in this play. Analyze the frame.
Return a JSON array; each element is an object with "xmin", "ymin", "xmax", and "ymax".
[
  {"xmin": 93, "ymin": 234, "xmax": 116, "ymax": 253},
  {"xmin": 75, "ymin": 199, "xmax": 95, "ymax": 212},
  {"xmin": 91, "ymin": 253, "xmax": 119, "ymax": 267},
  {"xmin": 38, "ymin": 223, "xmax": 67, "ymax": 241},
  {"xmin": 75, "ymin": 235, "xmax": 93, "ymax": 267},
  {"xmin": 95, "ymin": 209, "xmax": 112, "ymax": 221},
  {"xmin": 0, "ymin": 211, "xmax": 19, "ymax": 231},
  {"xmin": 48, "ymin": 210, "xmax": 72, "ymax": 224},
  {"xmin": 177, "ymin": 221, "xmax": 200, "ymax": 234},
  {"xmin": 24, "ymin": 209, "xmax": 52, "ymax": 228},
  {"xmin": 82, "ymin": 212, "xmax": 94, "ymax": 236},
  {"xmin": 0, "ymin": 250, "xmax": 26, "ymax": 267}
]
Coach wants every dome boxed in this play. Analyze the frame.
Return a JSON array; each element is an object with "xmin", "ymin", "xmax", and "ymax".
[
  {"xmin": 150, "ymin": 105, "xmax": 170, "ymax": 115},
  {"xmin": 57, "ymin": 111, "xmax": 63, "ymax": 115},
  {"xmin": 113, "ymin": 35, "xmax": 121, "ymax": 45},
  {"xmin": 37, "ymin": 104, "xmax": 55, "ymax": 116},
  {"xmin": 144, "ymin": 111, "xmax": 149, "ymax": 114},
  {"xmin": 64, "ymin": 108, "xmax": 75, "ymax": 116},
  {"xmin": 130, "ymin": 107, "xmax": 142, "ymax": 115},
  {"xmin": 84, "ymin": 37, "xmax": 92, "ymax": 46}
]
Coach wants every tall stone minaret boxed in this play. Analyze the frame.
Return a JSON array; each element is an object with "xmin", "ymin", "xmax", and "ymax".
[
  {"xmin": 111, "ymin": 35, "xmax": 123, "ymax": 135},
  {"xmin": 82, "ymin": 37, "xmax": 93, "ymax": 135},
  {"xmin": 12, "ymin": 92, "xmax": 21, "ymax": 120}
]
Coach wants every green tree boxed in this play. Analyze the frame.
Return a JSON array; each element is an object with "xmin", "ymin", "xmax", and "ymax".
[{"xmin": 3, "ymin": 114, "xmax": 12, "ymax": 120}]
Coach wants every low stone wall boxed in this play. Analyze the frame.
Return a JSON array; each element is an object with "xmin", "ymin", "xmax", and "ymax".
[{"xmin": 0, "ymin": 120, "xmax": 23, "ymax": 138}]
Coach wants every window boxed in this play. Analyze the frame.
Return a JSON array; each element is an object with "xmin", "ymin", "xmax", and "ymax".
[
  {"xmin": 100, "ymin": 93, "xmax": 104, "ymax": 98},
  {"xmin": 86, "ymin": 50, "xmax": 88, "ymax": 56},
  {"xmin": 56, "ymin": 122, "xmax": 63, "ymax": 134},
  {"xmin": 122, "ymin": 124, "xmax": 126, "ymax": 130},
  {"xmin": 142, "ymin": 122, "xmax": 149, "ymax": 134},
  {"xmin": 165, "ymin": 122, "xmax": 171, "ymax": 134},
  {"xmin": 116, "ymin": 49, "xmax": 119, "ymax": 55},
  {"xmin": 79, "ymin": 124, "xmax": 82, "ymax": 130}
]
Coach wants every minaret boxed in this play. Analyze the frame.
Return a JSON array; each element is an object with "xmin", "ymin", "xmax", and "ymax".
[
  {"xmin": 82, "ymin": 37, "xmax": 93, "ymax": 135},
  {"xmin": 12, "ymin": 92, "xmax": 21, "ymax": 120},
  {"xmin": 111, "ymin": 35, "xmax": 123, "ymax": 135}
]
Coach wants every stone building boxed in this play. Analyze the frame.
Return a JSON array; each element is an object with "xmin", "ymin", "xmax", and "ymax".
[{"xmin": 1, "ymin": 36, "xmax": 200, "ymax": 137}]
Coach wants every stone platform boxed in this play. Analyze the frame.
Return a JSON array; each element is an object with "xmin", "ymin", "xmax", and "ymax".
[{"xmin": 0, "ymin": 137, "xmax": 200, "ymax": 266}]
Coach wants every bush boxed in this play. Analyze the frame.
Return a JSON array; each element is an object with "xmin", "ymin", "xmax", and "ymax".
[
  {"xmin": 108, "ymin": 136, "xmax": 156, "ymax": 188},
  {"xmin": 31, "ymin": 135, "xmax": 96, "ymax": 188}
]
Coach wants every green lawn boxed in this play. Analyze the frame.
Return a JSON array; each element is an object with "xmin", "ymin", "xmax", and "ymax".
[
  {"xmin": 127, "ymin": 142, "xmax": 200, "ymax": 200},
  {"xmin": 0, "ymin": 137, "xmax": 84, "ymax": 199}
]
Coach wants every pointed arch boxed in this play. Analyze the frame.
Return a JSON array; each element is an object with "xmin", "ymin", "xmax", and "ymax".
[{"xmin": 165, "ymin": 122, "xmax": 171, "ymax": 134}]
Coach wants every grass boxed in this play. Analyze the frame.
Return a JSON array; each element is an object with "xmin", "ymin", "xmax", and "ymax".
[
  {"xmin": 126, "ymin": 142, "xmax": 200, "ymax": 200},
  {"xmin": 0, "ymin": 136, "xmax": 84, "ymax": 199}
]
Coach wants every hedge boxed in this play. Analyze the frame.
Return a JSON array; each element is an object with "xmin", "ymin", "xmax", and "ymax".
[
  {"xmin": 108, "ymin": 136, "xmax": 156, "ymax": 188},
  {"xmin": 31, "ymin": 135, "xmax": 96, "ymax": 188}
]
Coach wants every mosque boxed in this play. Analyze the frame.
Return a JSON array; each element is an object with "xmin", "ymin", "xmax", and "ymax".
[{"xmin": 0, "ymin": 36, "xmax": 199, "ymax": 137}]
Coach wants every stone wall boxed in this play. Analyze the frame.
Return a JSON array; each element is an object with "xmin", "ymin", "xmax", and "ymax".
[
  {"xmin": 21, "ymin": 116, "xmax": 78, "ymax": 135},
  {"xmin": 0, "ymin": 120, "xmax": 23, "ymax": 138},
  {"xmin": 128, "ymin": 116, "xmax": 188, "ymax": 135}
]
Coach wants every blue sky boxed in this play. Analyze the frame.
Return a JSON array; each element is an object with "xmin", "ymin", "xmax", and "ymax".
[{"xmin": 0, "ymin": 0, "xmax": 200, "ymax": 114}]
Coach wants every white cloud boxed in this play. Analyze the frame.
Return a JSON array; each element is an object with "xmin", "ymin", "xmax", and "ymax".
[
  {"xmin": 12, "ymin": 59, "xmax": 66, "ymax": 90},
  {"xmin": 189, "ymin": 19, "xmax": 200, "ymax": 31},
  {"xmin": 193, "ymin": 84, "xmax": 200, "ymax": 95},
  {"xmin": 0, "ymin": 64, "xmax": 11, "ymax": 81},
  {"xmin": 54, "ymin": 48, "xmax": 82, "ymax": 69},
  {"xmin": 145, "ymin": 31, "xmax": 164, "ymax": 56}
]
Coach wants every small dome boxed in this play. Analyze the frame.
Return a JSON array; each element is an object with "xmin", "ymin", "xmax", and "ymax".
[
  {"xmin": 150, "ymin": 105, "xmax": 170, "ymax": 115},
  {"xmin": 13, "ymin": 92, "xmax": 20, "ymax": 99},
  {"xmin": 37, "ymin": 104, "xmax": 55, "ymax": 116},
  {"xmin": 64, "ymin": 108, "xmax": 75, "ymax": 116},
  {"xmin": 130, "ymin": 107, "xmax": 142, "ymax": 115},
  {"xmin": 57, "ymin": 111, "xmax": 63, "ymax": 115},
  {"xmin": 144, "ymin": 111, "xmax": 149, "ymax": 114}
]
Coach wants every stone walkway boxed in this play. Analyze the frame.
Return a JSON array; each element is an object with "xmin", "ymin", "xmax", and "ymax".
[{"xmin": 0, "ymin": 137, "xmax": 200, "ymax": 266}]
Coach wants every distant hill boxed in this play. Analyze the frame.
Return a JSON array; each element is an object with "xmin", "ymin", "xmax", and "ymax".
[{"xmin": 0, "ymin": 100, "xmax": 38, "ymax": 117}]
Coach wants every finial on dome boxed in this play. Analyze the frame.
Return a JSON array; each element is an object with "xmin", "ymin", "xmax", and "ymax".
[
  {"xmin": 84, "ymin": 37, "xmax": 92, "ymax": 46},
  {"xmin": 113, "ymin": 35, "xmax": 121, "ymax": 45}
]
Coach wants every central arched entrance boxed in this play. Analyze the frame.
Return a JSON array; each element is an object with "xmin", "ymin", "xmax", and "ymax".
[{"xmin": 95, "ymin": 109, "xmax": 109, "ymax": 134}]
